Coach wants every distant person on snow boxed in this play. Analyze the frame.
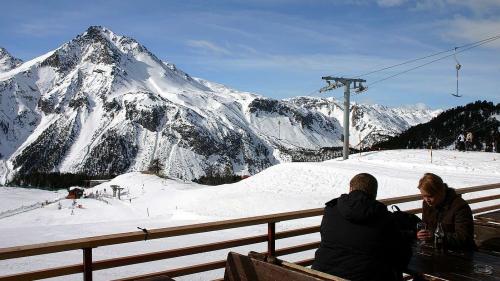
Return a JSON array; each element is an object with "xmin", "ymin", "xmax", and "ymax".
[
  {"xmin": 492, "ymin": 133, "xmax": 499, "ymax": 153},
  {"xmin": 416, "ymin": 173, "xmax": 475, "ymax": 250},
  {"xmin": 466, "ymin": 132, "xmax": 473, "ymax": 151},
  {"xmin": 312, "ymin": 173, "xmax": 412, "ymax": 281},
  {"xmin": 457, "ymin": 133, "xmax": 465, "ymax": 151}
]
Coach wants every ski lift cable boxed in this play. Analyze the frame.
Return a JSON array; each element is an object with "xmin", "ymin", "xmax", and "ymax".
[
  {"xmin": 354, "ymin": 33, "xmax": 500, "ymax": 79},
  {"xmin": 313, "ymin": 33, "xmax": 499, "ymax": 96},
  {"xmin": 305, "ymin": 88, "xmax": 322, "ymax": 97},
  {"xmin": 453, "ymin": 47, "xmax": 461, "ymax": 66},
  {"xmin": 353, "ymin": 49, "xmax": 453, "ymax": 79},
  {"xmin": 453, "ymin": 47, "xmax": 462, "ymax": 97},
  {"xmin": 367, "ymin": 35, "xmax": 500, "ymax": 88}
]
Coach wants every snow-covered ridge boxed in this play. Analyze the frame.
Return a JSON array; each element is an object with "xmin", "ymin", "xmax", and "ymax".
[
  {"xmin": 0, "ymin": 47, "xmax": 23, "ymax": 74},
  {"xmin": 0, "ymin": 26, "xmax": 438, "ymax": 183},
  {"xmin": 288, "ymin": 96, "xmax": 441, "ymax": 147}
]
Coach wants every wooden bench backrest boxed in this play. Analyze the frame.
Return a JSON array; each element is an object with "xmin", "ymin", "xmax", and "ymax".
[{"xmin": 223, "ymin": 252, "xmax": 348, "ymax": 281}]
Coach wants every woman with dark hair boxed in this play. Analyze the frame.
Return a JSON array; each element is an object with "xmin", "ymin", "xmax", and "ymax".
[{"xmin": 416, "ymin": 173, "xmax": 475, "ymax": 250}]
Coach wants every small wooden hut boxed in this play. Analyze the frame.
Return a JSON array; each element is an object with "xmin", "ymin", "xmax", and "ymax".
[{"xmin": 66, "ymin": 186, "xmax": 84, "ymax": 199}]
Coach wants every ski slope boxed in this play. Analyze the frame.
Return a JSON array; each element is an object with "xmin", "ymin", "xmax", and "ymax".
[{"xmin": 0, "ymin": 149, "xmax": 499, "ymax": 280}]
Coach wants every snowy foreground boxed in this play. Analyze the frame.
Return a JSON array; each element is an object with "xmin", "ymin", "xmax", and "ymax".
[{"xmin": 1, "ymin": 149, "xmax": 500, "ymax": 280}]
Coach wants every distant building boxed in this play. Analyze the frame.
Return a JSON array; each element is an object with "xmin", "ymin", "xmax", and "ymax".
[
  {"xmin": 66, "ymin": 186, "xmax": 84, "ymax": 199},
  {"xmin": 83, "ymin": 179, "xmax": 111, "ymax": 188}
]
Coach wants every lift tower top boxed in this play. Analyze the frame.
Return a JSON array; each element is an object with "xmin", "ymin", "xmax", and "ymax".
[{"xmin": 320, "ymin": 76, "xmax": 366, "ymax": 160}]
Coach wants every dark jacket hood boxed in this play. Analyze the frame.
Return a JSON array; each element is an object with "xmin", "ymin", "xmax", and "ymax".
[
  {"xmin": 327, "ymin": 190, "xmax": 387, "ymax": 223},
  {"xmin": 441, "ymin": 187, "xmax": 458, "ymax": 207}
]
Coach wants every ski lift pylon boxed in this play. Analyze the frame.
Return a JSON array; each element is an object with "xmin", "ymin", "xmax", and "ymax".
[{"xmin": 451, "ymin": 47, "xmax": 462, "ymax": 98}]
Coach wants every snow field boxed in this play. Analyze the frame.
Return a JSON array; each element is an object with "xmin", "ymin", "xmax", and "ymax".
[{"xmin": 0, "ymin": 149, "xmax": 499, "ymax": 280}]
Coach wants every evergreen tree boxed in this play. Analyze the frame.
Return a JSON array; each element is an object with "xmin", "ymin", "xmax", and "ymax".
[
  {"xmin": 147, "ymin": 159, "xmax": 164, "ymax": 176},
  {"xmin": 376, "ymin": 101, "xmax": 500, "ymax": 151}
]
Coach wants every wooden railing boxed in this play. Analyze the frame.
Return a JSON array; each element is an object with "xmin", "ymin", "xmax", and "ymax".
[{"xmin": 0, "ymin": 183, "xmax": 499, "ymax": 281}]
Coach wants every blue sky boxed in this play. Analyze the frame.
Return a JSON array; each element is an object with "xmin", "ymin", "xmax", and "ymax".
[{"xmin": 1, "ymin": 0, "xmax": 499, "ymax": 109}]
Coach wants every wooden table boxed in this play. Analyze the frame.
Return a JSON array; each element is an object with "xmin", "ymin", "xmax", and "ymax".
[
  {"xmin": 406, "ymin": 246, "xmax": 500, "ymax": 280},
  {"xmin": 475, "ymin": 211, "xmax": 500, "ymax": 252},
  {"xmin": 476, "ymin": 210, "xmax": 500, "ymax": 224}
]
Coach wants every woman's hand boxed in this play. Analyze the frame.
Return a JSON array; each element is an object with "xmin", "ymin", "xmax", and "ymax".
[{"xmin": 417, "ymin": 229, "xmax": 433, "ymax": 241}]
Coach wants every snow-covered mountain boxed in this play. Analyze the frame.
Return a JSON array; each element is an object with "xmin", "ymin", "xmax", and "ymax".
[
  {"xmin": 0, "ymin": 47, "xmax": 23, "ymax": 73},
  {"xmin": 0, "ymin": 26, "xmax": 438, "ymax": 183},
  {"xmin": 288, "ymin": 97, "xmax": 441, "ymax": 147}
]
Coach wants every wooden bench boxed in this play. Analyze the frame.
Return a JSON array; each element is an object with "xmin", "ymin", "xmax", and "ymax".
[
  {"xmin": 475, "ymin": 220, "xmax": 500, "ymax": 253},
  {"xmin": 223, "ymin": 252, "xmax": 348, "ymax": 281}
]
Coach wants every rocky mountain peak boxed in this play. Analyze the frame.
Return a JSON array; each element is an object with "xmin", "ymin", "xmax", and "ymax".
[
  {"xmin": 0, "ymin": 47, "xmax": 23, "ymax": 73},
  {"xmin": 81, "ymin": 25, "xmax": 115, "ymax": 45},
  {"xmin": 39, "ymin": 28, "xmax": 119, "ymax": 72},
  {"xmin": 86, "ymin": 25, "xmax": 110, "ymax": 36},
  {"xmin": 78, "ymin": 26, "xmax": 155, "ymax": 60},
  {"xmin": 0, "ymin": 47, "xmax": 9, "ymax": 57}
]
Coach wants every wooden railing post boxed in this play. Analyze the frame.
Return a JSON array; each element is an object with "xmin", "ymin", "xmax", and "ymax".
[
  {"xmin": 83, "ymin": 247, "xmax": 93, "ymax": 281},
  {"xmin": 268, "ymin": 222, "xmax": 276, "ymax": 257}
]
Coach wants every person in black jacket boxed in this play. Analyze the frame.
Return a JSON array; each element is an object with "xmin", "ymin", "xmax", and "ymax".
[{"xmin": 312, "ymin": 173, "xmax": 412, "ymax": 281}]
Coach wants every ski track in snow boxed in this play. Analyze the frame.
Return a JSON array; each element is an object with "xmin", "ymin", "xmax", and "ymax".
[{"xmin": 0, "ymin": 149, "xmax": 499, "ymax": 280}]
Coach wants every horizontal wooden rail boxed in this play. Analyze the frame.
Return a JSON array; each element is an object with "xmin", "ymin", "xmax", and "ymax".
[
  {"xmin": 472, "ymin": 203, "xmax": 500, "ymax": 214},
  {"xmin": 114, "ymin": 259, "xmax": 228, "ymax": 281},
  {"xmin": 3, "ymin": 183, "xmax": 499, "ymax": 261},
  {"xmin": 378, "ymin": 182, "xmax": 500, "ymax": 206},
  {"xmin": 0, "ymin": 264, "xmax": 82, "ymax": 281},
  {"xmin": 113, "ymin": 242, "xmax": 322, "ymax": 281},
  {"xmin": 380, "ymin": 194, "xmax": 422, "ymax": 206},
  {"xmin": 454, "ymin": 183, "xmax": 500, "ymax": 195},
  {"xmin": 95, "ymin": 225, "xmax": 319, "ymax": 271},
  {"xmin": 0, "ymin": 208, "xmax": 323, "ymax": 260},
  {"xmin": 467, "ymin": 194, "xmax": 500, "ymax": 205},
  {"xmin": 295, "ymin": 258, "xmax": 315, "ymax": 267},
  {"xmin": 0, "ymin": 182, "xmax": 499, "ymax": 281},
  {"xmin": 406, "ymin": 207, "xmax": 422, "ymax": 214},
  {"xmin": 276, "ymin": 226, "xmax": 320, "ymax": 239},
  {"xmin": 0, "ymin": 225, "xmax": 319, "ymax": 280},
  {"xmin": 275, "ymin": 242, "xmax": 320, "ymax": 257},
  {"xmin": 94, "ymin": 234, "xmax": 267, "ymax": 271}
]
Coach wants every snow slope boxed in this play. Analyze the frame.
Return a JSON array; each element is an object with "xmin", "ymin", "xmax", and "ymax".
[{"xmin": 0, "ymin": 150, "xmax": 499, "ymax": 280}]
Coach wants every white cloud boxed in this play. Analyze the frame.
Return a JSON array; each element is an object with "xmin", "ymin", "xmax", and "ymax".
[
  {"xmin": 449, "ymin": 0, "xmax": 500, "ymax": 15},
  {"xmin": 377, "ymin": 0, "xmax": 407, "ymax": 7},
  {"xmin": 442, "ymin": 17, "xmax": 500, "ymax": 49},
  {"xmin": 414, "ymin": 0, "xmax": 500, "ymax": 15},
  {"xmin": 186, "ymin": 40, "xmax": 232, "ymax": 56},
  {"xmin": 414, "ymin": 0, "xmax": 447, "ymax": 10}
]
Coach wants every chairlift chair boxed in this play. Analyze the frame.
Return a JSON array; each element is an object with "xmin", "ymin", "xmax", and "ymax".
[{"xmin": 355, "ymin": 84, "xmax": 368, "ymax": 94}]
